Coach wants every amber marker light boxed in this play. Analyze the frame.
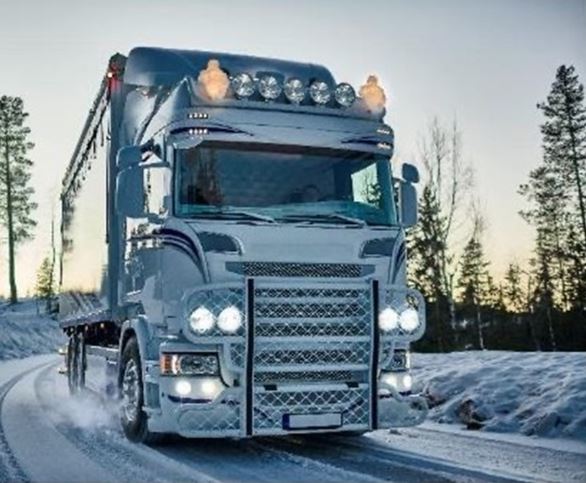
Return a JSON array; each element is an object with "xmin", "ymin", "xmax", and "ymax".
[
  {"xmin": 198, "ymin": 59, "xmax": 230, "ymax": 100},
  {"xmin": 359, "ymin": 75, "xmax": 387, "ymax": 114}
]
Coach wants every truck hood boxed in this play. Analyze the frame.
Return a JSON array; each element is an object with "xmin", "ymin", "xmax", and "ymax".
[{"xmin": 167, "ymin": 219, "xmax": 406, "ymax": 285}]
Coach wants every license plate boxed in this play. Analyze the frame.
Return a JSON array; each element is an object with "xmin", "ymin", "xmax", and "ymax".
[{"xmin": 283, "ymin": 413, "xmax": 342, "ymax": 430}]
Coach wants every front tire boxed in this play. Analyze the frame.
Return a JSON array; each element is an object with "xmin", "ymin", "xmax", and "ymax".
[{"xmin": 119, "ymin": 337, "xmax": 161, "ymax": 444}]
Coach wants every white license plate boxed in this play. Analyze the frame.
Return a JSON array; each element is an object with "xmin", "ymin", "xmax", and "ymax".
[{"xmin": 284, "ymin": 413, "xmax": 342, "ymax": 430}]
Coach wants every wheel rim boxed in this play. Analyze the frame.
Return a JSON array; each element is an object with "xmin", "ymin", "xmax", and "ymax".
[{"xmin": 122, "ymin": 359, "xmax": 140, "ymax": 423}]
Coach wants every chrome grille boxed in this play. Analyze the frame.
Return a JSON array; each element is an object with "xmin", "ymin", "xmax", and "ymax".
[
  {"xmin": 252, "ymin": 282, "xmax": 372, "ymax": 432},
  {"xmin": 254, "ymin": 342, "xmax": 371, "ymax": 367},
  {"xmin": 241, "ymin": 261, "xmax": 364, "ymax": 278},
  {"xmin": 254, "ymin": 370, "xmax": 356, "ymax": 384},
  {"xmin": 254, "ymin": 386, "xmax": 369, "ymax": 432}
]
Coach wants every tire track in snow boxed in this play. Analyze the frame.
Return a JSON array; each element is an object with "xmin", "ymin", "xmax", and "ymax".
[
  {"xmin": 35, "ymin": 365, "xmax": 389, "ymax": 483},
  {"xmin": 255, "ymin": 435, "xmax": 457, "ymax": 483},
  {"xmin": 33, "ymin": 364, "xmax": 219, "ymax": 483},
  {"xmin": 321, "ymin": 434, "xmax": 536, "ymax": 483},
  {"xmin": 0, "ymin": 360, "xmax": 53, "ymax": 482}
]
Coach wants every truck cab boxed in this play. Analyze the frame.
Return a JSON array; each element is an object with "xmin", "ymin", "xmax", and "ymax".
[{"xmin": 60, "ymin": 47, "xmax": 427, "ymax": 442}]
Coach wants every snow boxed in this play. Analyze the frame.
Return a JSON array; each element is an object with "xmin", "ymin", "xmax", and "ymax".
[
  {"xmin": 413, "ymin": 351, "xmax": 586, "ymax": 442},
  {"xmin": 1, "ymin": 300, "xmax": 585, "ymax": 446},
  {"xmin": 0, "ymin": 300, "xmax": 65, "ymax": 360}
]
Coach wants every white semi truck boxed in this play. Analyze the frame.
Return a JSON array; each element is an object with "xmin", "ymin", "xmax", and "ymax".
[{"xmin": 59, "ymin": 47, "xmax": 427, "ymax": 443}]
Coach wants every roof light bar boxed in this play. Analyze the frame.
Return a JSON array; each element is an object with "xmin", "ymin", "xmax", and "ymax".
[{"xmin": 194, "ymin": 60, "xmax": 387, "ymax": 114}]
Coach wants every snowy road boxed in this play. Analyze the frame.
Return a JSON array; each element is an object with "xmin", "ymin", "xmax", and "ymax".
[{"xmin": 0, "ymin": 355, "xmax": 584, "ymax": 483}]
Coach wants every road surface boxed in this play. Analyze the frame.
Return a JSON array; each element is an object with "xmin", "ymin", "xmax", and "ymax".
[{"xmin": 0, "ymin": 355, "xmax": 584, "ymax": 483}]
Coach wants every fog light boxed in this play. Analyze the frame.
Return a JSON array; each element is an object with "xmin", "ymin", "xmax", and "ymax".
[
  {"xmin": 195, "ymin": 377, "xmax": 224, "ymax": 400},
  {"xmin": 175, "ymin": 379, "xmax": 192, "ymax": 396},
  {"xmin": 381, "ymin": 372, "xmax": 413, "ymax": 393}
]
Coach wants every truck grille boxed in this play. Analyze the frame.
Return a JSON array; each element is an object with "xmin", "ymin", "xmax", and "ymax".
[
  {"xmin": 251, "ymin": 282, "xmax": 372, "ymax": 432},
  {"xmin": 240, "ymin": 261, "xmax": 364, "ymax": 278},
  {"xmin": 254, "ymin": 386, "xmax": 370, "ymax": 432},
  {"xmin": 254, "ymin": 370, "xmax": 355, "ymax": 384}
]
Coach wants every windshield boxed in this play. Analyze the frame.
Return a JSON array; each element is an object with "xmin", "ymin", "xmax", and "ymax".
[{"xmin": 174, "ymin": 142, "xmax": 397, "ymax": 226}]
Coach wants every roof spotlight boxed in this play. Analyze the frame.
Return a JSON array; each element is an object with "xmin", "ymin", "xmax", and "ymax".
[
  {"xmin": 309, "ymin": 81, "xmax": 331, "ymax": 105},
  {"xmin": 258, "ymin": 75, "xmax": 282, "ymax": 100},
  {"xmin": 231, "ymin": 72, "xmax": 255, "ymax": 99},
  {"xmin": 284, "ymin": 78, "xmax": 306, "ymax": 104},
  {"xmin": 334, "ymin": 83, "xmax": 356, "ymax": 107}
]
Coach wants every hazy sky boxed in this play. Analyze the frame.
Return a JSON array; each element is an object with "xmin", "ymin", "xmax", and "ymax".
[{"xmin": 0, "ymin": 0, "xmax": 585, "ymax": 296}]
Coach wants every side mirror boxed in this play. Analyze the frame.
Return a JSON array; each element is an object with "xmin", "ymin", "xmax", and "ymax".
[
  {"xmin": 399, "ymin": 180, "xmax": 418, "ymax": 228},
  {"xmin": 117, "ymin": 145, "xmax": 142, "ymax": 169},
  {"xmin": 402, "ymin": 163, "xmax": 420, "ymax": 184},
  {"xmin": 116, "ymin": 164, "xmax": 145, "ymax": 218}
]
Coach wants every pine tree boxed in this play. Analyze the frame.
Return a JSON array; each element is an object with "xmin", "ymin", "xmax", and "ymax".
[
  {"xmin": 538, "ymin": 65, "xmax": 586, "ymax": 249},
  {"xmin": 407, "ymin": 118, "xmax": 473, "ymax": 351},
  {"xmin": 407, "ymin": 184, "xmax": 452, "ymax": 351},
  {"xmin": 536, "ymin": 65, "xmax": 586, "ymax": 310},
  {"xmin": 519, "ymin": 165, "xmax": 571, "ymax": 309},
  {"xmin": 503, "ymin": 262, "xmax": 525, "ymax": 313},
  {"xmin": 0, "ymin": 96, "xmax": 37, "ymax": 303},
  {"xmin": 530, "ymin": 237, "xmax": 558, "ymax": 350},
  {"xmin": 457, "ymin": 216, "xmax": 491, "ymax": 350},
  {"xmin": 35, "ymin": 256, "xmax": 54, "ymax": 307}
]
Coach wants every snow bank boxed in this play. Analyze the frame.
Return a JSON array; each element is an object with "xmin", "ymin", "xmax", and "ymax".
[
  {"xmin": 413, "ymin": 351, "xmax": 586, "ymax": 442},
  {"xmin": 0, "ymin": 299, "xmax": 65, "ymax": 360}
]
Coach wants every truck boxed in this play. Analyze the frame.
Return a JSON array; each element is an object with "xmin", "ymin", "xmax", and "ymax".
[{"xmin": 59, "ymin": 47, "xmax": 428, "ymax": 443}]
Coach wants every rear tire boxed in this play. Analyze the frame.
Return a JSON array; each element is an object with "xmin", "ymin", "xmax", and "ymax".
[
  {"xmin": 67, "ymin": 333, "xmax": 85, "ymax": 395},
  {"xmin": 119, "ymin": 337, "xmax": 162, "ymax": 444}
]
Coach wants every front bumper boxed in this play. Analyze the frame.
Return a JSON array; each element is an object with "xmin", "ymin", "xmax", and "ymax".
[
  {"xmin": 150, "ymin": 381, "xmax": 428, "ymax": 438},
  {"xmin": 148, "ymin": 278, "xmax": 427, "ymax": 438}
]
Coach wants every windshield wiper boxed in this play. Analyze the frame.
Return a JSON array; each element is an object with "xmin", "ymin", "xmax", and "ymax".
[
  {"xmin": 187, "ymin": 209, "xmax": 276, "ymax": 223},
  {"xmin": 279, "ymin": 213, "xmax": 366, "ymax": 227}
]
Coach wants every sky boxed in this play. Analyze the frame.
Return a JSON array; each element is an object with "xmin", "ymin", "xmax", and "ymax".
[{"xmin": 0, "ymin": 0, "xmax": 585, "ymax": 296}]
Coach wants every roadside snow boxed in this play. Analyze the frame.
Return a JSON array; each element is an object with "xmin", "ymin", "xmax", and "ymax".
[
  {"xmin": 413, "ymin": 351, "xmax": 586, "ymax": 442},
  {"xmin": 0, "ymin": 300, "xmax": 65, "ymax": 360}
]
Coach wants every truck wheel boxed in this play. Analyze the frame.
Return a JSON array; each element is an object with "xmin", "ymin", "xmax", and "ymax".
[
  {"xmin": 67, "ymin": 333, "xmax": 85, "ymax": 395},
  {"xmin": 119, "ymin": 337, "xmax": 161, "ymax": 444}
]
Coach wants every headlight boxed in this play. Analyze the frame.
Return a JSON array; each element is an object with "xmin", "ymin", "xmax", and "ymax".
[
  {"xmin": 189, "ymin": 306, "xmax": 215, "ymax": 333},
  {"xmin": 379, "ymin": 307, "xmax": 399, "ymax": 332},
  {"xmin": 309, "ymin": 80, "xmax": 331, "ymax": 104},
  {"xmin": 258, "ymin": 75, "xmax": 282, "ymax": 100},
  {"xmin": 161, "ymin": 353, "xmax": 219, "ymax": 376},
  {"xmin": 334, "ymin": 82, "xmax": 356, "ymax": 107},
  {"xmin": 284, "ymin": 78, "xmax": 306, "ymax": 104},
  {"xmin": 399, "ymin": 308, "xmax": 419, "ymax": 332},
  {"xmin": 177, "ymin": 354, "xmax": 219, "ymax": 375},
  {"xmin": 231, "ymin": 72, "xmax": 255, "ymax": 99},
  {"xmin": 218, "ymin": 306, "xmax": 243, "ymax": 333}
]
